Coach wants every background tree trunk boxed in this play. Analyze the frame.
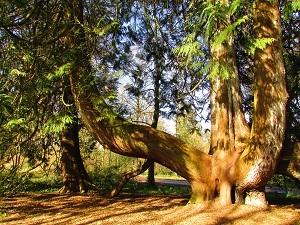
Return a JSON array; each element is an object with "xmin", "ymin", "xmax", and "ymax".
[
  {"xmin": 147, "ymin": 35, "xmax": 162, "ymax": 186},
  {"xmin": 60, "ymin": 119, "xmax": 90, "ymax": 193},
  {"xmin": 147, "ymin": 163, "xmax": 155, "ymax": 186},
  {"xmin": 60, "ymin": 86, "xmax": 90, "ymax": 193},
  {"xmin": 277, "ymin": 142, "xmax": 300, "ymax": 182}
]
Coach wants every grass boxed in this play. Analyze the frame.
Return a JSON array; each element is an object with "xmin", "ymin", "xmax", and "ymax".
[
  {"xmin": 0, "ymin": 211, "xmax": 7, "ymax": 218},
  {"xmin": 139, "ymin": 173, "xmax": 184, "ymax": 180},
  {"xmin": 24, "ymin": 179, "xmax": 62, "ymax": 193},
  {"xmin": 1, "ymin": 167, "xmax": 299, "ymax": 205},
  {"xmin": 19, "ymin": 177, "xmax": 299, "ymax": 205},
  {"xmin": 266, "ymin": 192, "xmax": 300, "ymax": 205},
  {"xmin": 0, "ymin": 168, "xmax": 189, "ymax": 197},
  {"xmin": 123, "ymin": 181, "xmax": 190, "ymax": 196}
]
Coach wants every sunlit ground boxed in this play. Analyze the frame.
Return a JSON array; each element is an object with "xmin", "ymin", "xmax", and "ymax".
[{"xmin": 0, "ymin": 193, "xmax": 299, "ymax": 225}]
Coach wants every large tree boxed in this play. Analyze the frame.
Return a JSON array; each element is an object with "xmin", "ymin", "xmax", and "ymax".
[
  {"xmin": 0, "ymin": 0, "xmax": 90, "ymax": 193},
  {"xmin": 65, "ymin": 0, "xmax": 288, "ymax": 206},
  {"xmin": 2, "ymin": 0, "xmax": 298, "ymax": 207}
]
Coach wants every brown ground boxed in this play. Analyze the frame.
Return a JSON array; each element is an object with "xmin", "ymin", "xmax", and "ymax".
[{"xmin": 0, "ymin": 193, "xmax": 299, "ymax": 225}]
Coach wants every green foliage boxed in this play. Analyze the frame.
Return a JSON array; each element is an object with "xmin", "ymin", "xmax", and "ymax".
[
  {"xmin": 267, "ymin": 174, "xmax": 300, "ymax": 189},
  {"xmin": 0, "ymin": 170, "xmax": 31, "ymax": 195},
  {"xmin": 89, "ymin": 166, "xmax": 122, "ymax": 191},
  {"xmin": 125, "ymin": 182, "xmax": 190, "ymax": 196},
  {"xmin": 173, "ymin": 33, "xmax": 206, "ymax": 72},
  {"xmin": 208, "ymin": 60, "xmax": 234, "ymax": 80},
  {"xmin": 4, "ymin": 118, "xmax": 27, "ymax": 130},
  {"xmin": 245, "ymin": 38, "xmax": 275, "ymax": 55},
  {"xmin": 0, "ymin": 93, "xmax": 12, "ymax": 103},
  {"xmin": 176, "ymin": 113, "xmax": 209, "ymax": 153},
  {"xmin": 82, "ymin": 145, "xmax": 141, "ymax": 175},
  {"xmin": 78, "ymin": 15, "xmax": 119, "ymax": 37},
  {"xmin": 291, "ymin": 0, "xmax": 300, "ymax": 11},
  {"xmin": 173, "ymin": 33, "xmax": 204, "ymax": 62},
  {"xmin": 195, "ymin": 0, "xmax": 244, "ymax": 40},
  {"xmin": 212, "ymin": 16, "xmax": 248, "ymax": 49},
  {"xmin": 228, "ymin": 0, "xmax": 243, "ymax": 16},
  {"xmin": 0, "ymin": 94, "xmax": 13, "ymax": 122},
  {"xmin": 266, "ymin": 174, "xmax": 300, "ymax": 203},
  {"xmin": 180, "ymin": 0, "xmax": 247, "ymax": 80},
  {"xmin": 197, "ymin": 0, "xmax": 247, "ymax": 48},
  {"xmin": 41, "ymin": 113, "xmax": 74, "ymax": 135},
  {"xmin": 93, "ymin": 19, "xmax": 119, "ymax": 36},
  {"xmin": 47, "ymin": 63, "xmax": 72, "ymax": 81},
  {"xmin": 200, "ymin": 3, "xmax": 227, "ymax": 39},
  {"xmin": 24, "ymin": 176, "xmax": 62, "ymax": 193},
  {"xmin": 283, "ymin": 0, "xmax": 300, "ymax": 20},
  {"xmin": 289, "ymin": 0, "xmax": 300, "ymax": 12},
  {"xmin": 9, "ymin": 68, "xmax": 26, "ymax": 77},
  {"xmin": 0, "ymin": 169, "xmax": 62, "ymax": 195}
]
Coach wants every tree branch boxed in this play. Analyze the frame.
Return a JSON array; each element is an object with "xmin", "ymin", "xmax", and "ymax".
[{"xmin": 109, "ymin": 159, "xmax": 153, "ymax": 197}]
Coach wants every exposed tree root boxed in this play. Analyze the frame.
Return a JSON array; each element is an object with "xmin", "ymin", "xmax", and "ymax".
[
  {"xmin": 245, "ymin": 189, "xmax": 268, "ymax": 208},
  {"xmin": 58, "ymin": 179, "xmax": 102, "ymax": 194}
]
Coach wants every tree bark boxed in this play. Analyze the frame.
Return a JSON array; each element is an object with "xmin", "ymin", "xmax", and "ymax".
[
  {"xmin": 210, "ymin": 40, "xmax": 250, "ymax": 156},
  {"xmin": 60, "ymin": 118, "xmax": 90, "ymax": 193},
  {"xmin": 147, "ymin": 163, "xmax": 155, "ymax": 185},
  {"xmin": 236, "ymin": 0, "xmax": 288, "ymax": 204},
  {"xmin": 209, "ymin": 1, "xmax": 250, "ymax": 205},
  {"xmin": 208, "ymin": 0, "xmax": 288, "ymax": 206},
  {"xmin": 60, "ymin": 84, "xmax": 90, "ymax": 193},
  {"xmin": 70, "ymin": 88, "xmax": 214, "ymax": 202}
]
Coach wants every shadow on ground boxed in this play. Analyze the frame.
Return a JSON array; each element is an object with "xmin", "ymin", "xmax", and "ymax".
[{"xmin": 0, "ymin": 193, "xmax": 299, "ymax": 225}]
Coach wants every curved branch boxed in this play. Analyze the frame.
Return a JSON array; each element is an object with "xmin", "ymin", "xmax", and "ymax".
[{"xmin": 109, "ymin": 159, "xmax": 153, "ymax": 197}]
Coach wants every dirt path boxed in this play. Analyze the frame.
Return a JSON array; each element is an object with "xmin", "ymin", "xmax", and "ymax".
[
  {"xmin": 134, "ymin": 176, "xmax": 189, "ymax": 186},
  {"xmin": 135, "ymin": 176, "xmax": 300, "ymax": 196},
  {"xmin": 0, "ymin": 193, "xmax": 299, "ymax": 225}
]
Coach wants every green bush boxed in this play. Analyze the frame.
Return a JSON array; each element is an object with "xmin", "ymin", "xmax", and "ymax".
[
  {"xmin": 0, "ymin": 170, "xmax": 62, "ymax": 195},
  {"xmin": 0, "ymin": 170, "xmax": 31, "ymax": 195},
  {"xmin": 88, "ymin": 166, "xmax": 123, "ymax": 192},
  {"xmin": 267, "ymin": 174, "xmax": 299, "ymax": 189}
]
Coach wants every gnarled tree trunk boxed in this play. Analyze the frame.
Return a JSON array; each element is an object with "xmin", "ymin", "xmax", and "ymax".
[
  {"xmin": 65, "ymin": 1, "xmax": 215, "ymax": 203},
  {"xmin": 236, "ymin": 0, "xmax": 288, "ymax": 204},
  {"xmin": 209, "ymin": 1, "xmax": 250, "ymax": 206},
  {"xmin": 65, "ymin": 0, "xmax": 287, "ymax": 205}
]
